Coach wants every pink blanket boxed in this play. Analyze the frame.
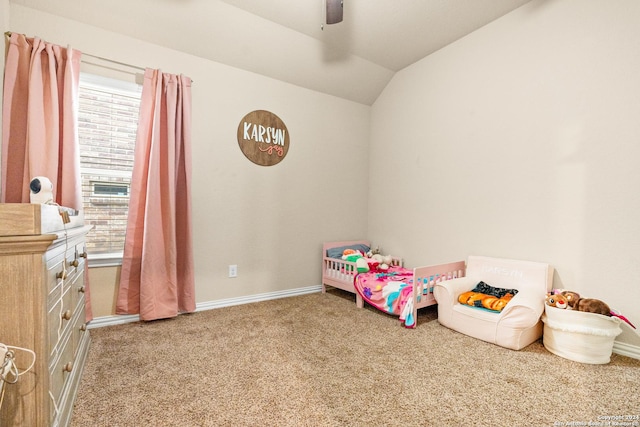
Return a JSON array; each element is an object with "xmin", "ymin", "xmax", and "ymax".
[{"xmin": 353, "ymin": 266, "xmax": 417, "ymax": 328}]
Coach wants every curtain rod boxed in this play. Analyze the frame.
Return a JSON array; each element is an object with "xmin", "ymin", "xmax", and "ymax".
[
  {"xmin": 4, "ymin": 31, "xmax": 145, "ymax": 72},
  {"xmin": 82, "ymin": 52, "xmax": 146, "ymax": 72},
  {"xmin": 4, "ymin": 31, "xmax": 194, "ymax": 83}
]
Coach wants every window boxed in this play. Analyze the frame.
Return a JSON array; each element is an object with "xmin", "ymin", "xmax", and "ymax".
[
  {"xmin": 78, "ymin": 74, "xmax": 142, "ymax": 265},
  {"xmin": 92, "ymin": 182, "xmax": 129, "ymax": 197}
]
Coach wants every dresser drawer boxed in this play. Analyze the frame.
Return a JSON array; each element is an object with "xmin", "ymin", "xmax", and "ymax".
[
  {"xmin": 74, "ymin": 239, "xmax": 88, "ymax": 265},
  {"xmin": 49, "ymin": 332, "xmax": 75, "ymax": 421},
  {"xmin": 48, "ymin": 282, "xmax": 74, "ymax": 364},
  {"xmin": 64, "ymin": 242, "xmax": 84, "ymax": 277},
  {"xmin": 46, "ymin": 235, "xmax": 84, "ymax": 295},
  {"xmin": 70, "ymin": 267, "xmax": 86, "ymax": 312},
  {"xmin": 46, "ymin": 251, "xmax": 66, "ymax": 294},
  {"xmin": 71, "ymin": 298, "xmax": 88, "ymax": 356}
]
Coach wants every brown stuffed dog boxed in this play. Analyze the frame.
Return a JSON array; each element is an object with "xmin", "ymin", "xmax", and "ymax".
[
  {"xmin": 561, "ymin": 290, "xmax": 610, "ymax": 315},
  {"xmin": 573, "ymin": 298, "xmax": 611, "ymax": 316},
  {"xmin": 560, "ymin": 291, "xmax": 580, "ymax": 307}
]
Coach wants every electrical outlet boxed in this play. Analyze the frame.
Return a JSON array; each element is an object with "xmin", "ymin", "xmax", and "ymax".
[{"xmin": 228, "ymin": 264, "xmax": 237, "ymax": 278}]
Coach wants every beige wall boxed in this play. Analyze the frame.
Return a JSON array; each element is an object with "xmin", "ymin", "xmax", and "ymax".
[
  {"xmin": 88, "ymin": 266, "xmax": 120, "ymax": 318},
  {"xmin": 369, "ymin": 0, "xmax": 640, "ymax": 346},
  {"xmin": 8, "ymin": 5, "xmax": 370, "ymax": 315}
]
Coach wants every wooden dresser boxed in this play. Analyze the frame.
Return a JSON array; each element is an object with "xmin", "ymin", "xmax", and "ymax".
[{"xmin": 0, "ymin": 204, "xmax": 91, "ymax": 426}]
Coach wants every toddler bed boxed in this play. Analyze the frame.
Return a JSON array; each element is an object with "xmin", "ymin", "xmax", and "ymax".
[
  {"xmin": 322, "ymin": 240, "xmax": 401, "ymax": 309},
  {"xmin": 322, "ymin": 240, "xmax": 466, "ymax": 327}
]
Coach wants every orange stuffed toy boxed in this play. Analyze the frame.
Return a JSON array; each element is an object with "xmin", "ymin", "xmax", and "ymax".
[
  {"xmin": 481, "ymin": 293, "xmax": 514, "ymax": 311},
  {"xmin": 458, "ymin": 291, "xmax": 486, "ymax": 306},
  {"xmin": 458, "ymin": 281, "xmax": 519, "ymax": 312},
  {"xmin": 458, "ymin": 291, "xmax": 514, "ymax": 312}
]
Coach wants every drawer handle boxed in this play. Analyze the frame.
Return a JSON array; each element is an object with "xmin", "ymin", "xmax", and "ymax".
[
  {"xmin": 79, "ymin": 251, "xmax": 88, "ymax": 258},
  {"xmin": 63, "ymin": 362, "xmax": 73, "ymax": 373},
  {"xmin": 78, "ymin": 286, "xmax": 86, "ymax": 294},
  {"xmin": 62, "ymin": 310, "xmax": 72, "ymax": 321},
  {"xmin": 56, "ymin": 270, "xmax": 67, "ymax": 280},
  {"xmin": 69, "ymin": 259, "xmax": 79, "ymax": 268}
]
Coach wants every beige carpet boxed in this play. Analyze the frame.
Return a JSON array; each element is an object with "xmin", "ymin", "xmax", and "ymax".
[{"xmin": 71, "ymin": 289, "xmax": 640, "ymax": 427}]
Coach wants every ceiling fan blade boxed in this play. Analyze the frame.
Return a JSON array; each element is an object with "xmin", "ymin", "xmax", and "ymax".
[{"xmin": 326, "ymin": 0, "xmax": 343, "ymax": 25}]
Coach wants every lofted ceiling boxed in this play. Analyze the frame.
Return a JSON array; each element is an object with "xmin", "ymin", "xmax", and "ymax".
[{"xmin": 11, "ymin": 0, "xmax": 532, "ymax": 105}]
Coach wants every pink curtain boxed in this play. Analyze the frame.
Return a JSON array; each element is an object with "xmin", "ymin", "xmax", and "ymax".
[
  {"xmin": 116, "ymin": 68, "xmax": 195, "ymax": 321},
  {"xmin": 2, "ymin": 33, "xmax": 92, "ymax": 322},
  {"xmin": 1, "ymin": 33, "xmax": 82, "ymax": 209}
]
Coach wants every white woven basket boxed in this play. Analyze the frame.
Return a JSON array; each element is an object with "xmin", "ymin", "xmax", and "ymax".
[{"xmin": 541, "ymin": 305, "xmax": 622, "ymax": 364}]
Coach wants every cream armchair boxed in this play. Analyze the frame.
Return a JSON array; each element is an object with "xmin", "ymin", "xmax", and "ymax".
[{"xmin": 434, "ymin": 256, "xmax": 554, "ymax": 350}]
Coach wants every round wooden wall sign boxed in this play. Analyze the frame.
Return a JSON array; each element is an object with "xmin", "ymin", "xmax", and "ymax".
[{"xmin": 237, "ymin": 110, "xmax": 290, "ymax": 166}]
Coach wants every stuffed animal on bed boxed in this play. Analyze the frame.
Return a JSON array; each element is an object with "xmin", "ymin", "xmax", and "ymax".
[
  {"xmin": 366, "ymin": 247, "xmax": 381, "ymax": 257},
  {"xmin": 371, "ymin": 254, "xmax": 393, "ymax": 271},
  {"xmin": 355, "ymin": 258, "xmax": 370, "ymax": 273},
  {"xmin": 342, "ymin": 249, "xmax": 361, "ymax": 258},
  {"xmin": 341, "ymin": 250, "xmax": 370, "ymax": 273}
]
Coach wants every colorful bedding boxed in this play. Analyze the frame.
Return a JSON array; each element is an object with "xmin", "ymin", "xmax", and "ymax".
[{"xmin": 353, "ymin": 266, "xmax": 418, "ymax": 328}]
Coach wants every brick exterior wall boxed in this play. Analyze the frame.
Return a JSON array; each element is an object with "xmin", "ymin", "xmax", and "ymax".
[{"xmin": 78, "ymin": 82, "xmax": 141, "ymax": 254}]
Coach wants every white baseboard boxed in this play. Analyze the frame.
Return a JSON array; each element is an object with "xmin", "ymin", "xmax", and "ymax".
[
  {"xmin": 613, "ymin": 340, "xmax": 640, "ymax": 360},
  {"xmin": 87, "ymin": 285, "xmax": 322, "ymax": 329},
  {"xmin": 87, "ymin": 313, "xmax": 140, "ymax": 329}
]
